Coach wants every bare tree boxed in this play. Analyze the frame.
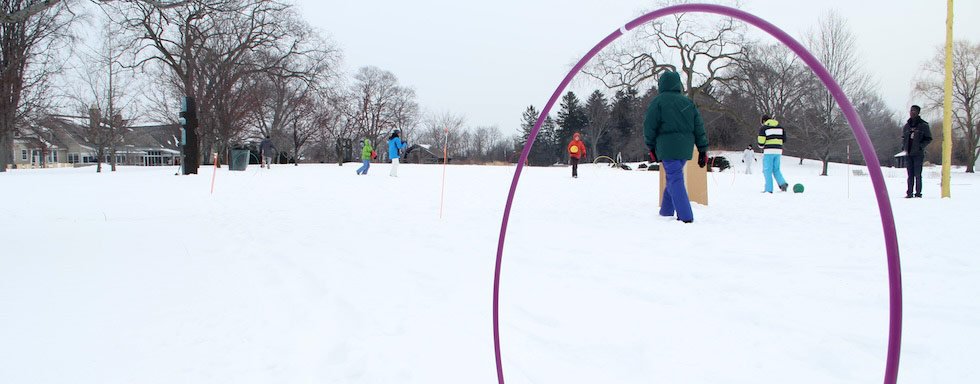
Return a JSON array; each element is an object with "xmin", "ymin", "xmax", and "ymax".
[
  {"xmin": 194, "ymin": 4, "xmax": 340, "ymax": 166},
  {"xmin": 798, "ymin": 11, "xmax": 870, "ymax": 175},
  {"xmin": 855, "ymin": 92, "xmax": 901, "ymax": 167},
  {"xmin": 582, "ymin": 90, "xmax": 611, "ymax": 157},
  {"xmin": 2, "ymin": 1, "xmax": 194, "ymax": 25},
  {"xmin": 346, "ymin": 66, "xmax": 419, "ymax": 157},
  {"xmin": 114, "ymin": 0, "xmax": 305, "ymax": 173},
  {"xmin": 418, "ymin": 111, "xmax": 466, "ymax": 160},
  {"xmin": 389, "ymin": 85, "xmax": 420, "ymax": 140},
  {"xmin": 67, "ymin": 19, "xmax": 140, "ymax": 172},
  {"xmin": 0, "ymin": 0, "xmax": 73, "ymax": 172},
  {"xmin": 114, "ymin": 0, "xmax": 209, "ymax": 173},
  {"xmin": 728, "ymin": 43, "xmax": 812, "ymax": 121},
  {"xmin": 255, "ymin": 68, "xmax": 341, "ymax": 167},
  {"xmin": 718, "ymin": 43, "xmax": 815, "ymax": 153},
  {"xmin": 317, "ymin": 90, "xmax": 359, "ymax": 164},
  {"xmin": 583, "ymin": 0, "xmax": 745, "ymax": 105},
  {"xmin": 915, "ymin": 41, "xmax": 980, "ymax": 172},
  {"xmin": 472, "ymin": 125, "xmax": 502, "ymax": 162}
]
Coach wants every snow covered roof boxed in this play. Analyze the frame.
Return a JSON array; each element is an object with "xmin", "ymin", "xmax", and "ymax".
[{"xmin": 23, "ymin": 117, "xmax": 181, "ymax": 154}]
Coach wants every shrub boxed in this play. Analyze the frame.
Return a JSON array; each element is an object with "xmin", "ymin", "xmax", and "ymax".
[{"xmin": 707, "ymin": 156, "xmax": 730, "ymax": 172}]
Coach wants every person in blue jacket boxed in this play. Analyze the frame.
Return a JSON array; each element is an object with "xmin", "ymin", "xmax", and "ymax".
[{"xmin": 388, "ymin": 129, "xmax": 407, "ymax": 177}]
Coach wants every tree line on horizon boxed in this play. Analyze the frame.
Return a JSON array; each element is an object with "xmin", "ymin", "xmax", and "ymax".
[
  {"xmin": 517, "ymin": 3, "xmax": 979, "ymax": 174},
  {"xmin": 2, "ymin": 0, "xmax": 977, "ymax": 173}
]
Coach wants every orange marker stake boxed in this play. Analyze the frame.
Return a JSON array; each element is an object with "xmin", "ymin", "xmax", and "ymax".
[
  {"xmin": 439, "ymin": 127, "xmax": 449, "ymax": 219},
  {"xmin": 210, "ymin": 153, "xmax": 218, "ymax": 195}
]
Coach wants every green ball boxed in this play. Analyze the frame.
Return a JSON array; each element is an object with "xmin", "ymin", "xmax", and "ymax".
[{"xmin": 793, "ymin": 183, "xmax": 804, "ymax": 193}]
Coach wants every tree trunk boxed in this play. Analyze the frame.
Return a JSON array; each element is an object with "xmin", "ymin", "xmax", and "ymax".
[
  {"xmin": 821, "ymin": 158, "xmax": 829, "ymax": 176},
  {"xmin": 110, "ymin": 147, "xmax": 117, "ymax": 171},
  {"xmin": 967, "ymin": 147, "xmax": 976, "ymax": 173},
  {"xmin": 336, "ymin": 143, "xmax": 342, "ymax": 166},
  {"xmin": 968, "ymin": 139, "xmax": 978, "ymax": 173},
  {"xmin": 294, "ymin": 139, "xmax": 300, "ymax": 166},
  {"xmin": 213, "ymin": 144, "xmax": 222, "ymax": 168},
  {"xmin": 0, "ymin": 130, "xmax": 11, "ymax": 172}
]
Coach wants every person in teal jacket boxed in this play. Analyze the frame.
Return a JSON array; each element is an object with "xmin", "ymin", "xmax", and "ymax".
[
  {"xmin": 643, "ymin": 71, "xmax": 709, "ymax": 223},
  {"xmin": 356, "ymin": 138, "xmax": 373, "ymax": 175}
]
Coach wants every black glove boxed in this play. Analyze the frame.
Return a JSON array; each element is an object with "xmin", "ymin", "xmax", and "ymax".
[{"xmin": 697, "ymin": 151, "xmax": 708, "ymax": 168}]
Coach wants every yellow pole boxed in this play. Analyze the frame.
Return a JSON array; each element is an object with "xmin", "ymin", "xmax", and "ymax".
[{"xmin": 941, "ymin": 0, "xmax": 954, "ymax": 198}]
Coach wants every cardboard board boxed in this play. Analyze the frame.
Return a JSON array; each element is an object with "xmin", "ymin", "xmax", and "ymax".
[{"xmin": 659, "ymin": 146, "xmax": 708, "ymax": 206}]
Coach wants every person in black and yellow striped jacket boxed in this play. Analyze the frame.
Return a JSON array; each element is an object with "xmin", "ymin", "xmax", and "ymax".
[{"xmin": 758, "ymin": 115, "xmax": 789, "ymax": 193}]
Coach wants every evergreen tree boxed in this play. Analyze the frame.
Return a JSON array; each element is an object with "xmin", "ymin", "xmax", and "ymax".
[
  {"xmin": 609, "ymin": 87, "xmax": 641, "ymax": 159},
  {"xmin": 519, "ymin": 105, "xmax": 539, "ymax": 146},
  {"xmin": 517, "ymin": 105, "xmax": 555, "ymax": 166},
  {"xmin": 556, "ymin": 91, "xmax": 588, "ymax": 162},
  {"xmin": 539, "ymin": 116, "xmax": 559, "ymax": 165},
  {"xmin": 584, "ymin": 90, "xmax": 612, "ymax": 158}
]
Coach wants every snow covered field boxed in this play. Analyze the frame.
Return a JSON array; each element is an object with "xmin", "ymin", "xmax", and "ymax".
[{"xmin": 1, "ymin": 155, "xmax": 978, "ymax": 384}]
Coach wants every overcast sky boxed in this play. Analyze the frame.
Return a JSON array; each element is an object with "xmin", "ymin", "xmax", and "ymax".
[{"xmin": 295, "ymin": 0, "xmax": 979, "ymax": 135}]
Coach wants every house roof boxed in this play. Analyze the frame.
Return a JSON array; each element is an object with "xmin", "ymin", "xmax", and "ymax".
[
  {"xmin": 43, "ymin": 117, "xmax": 96, "ymax": 151},
  {"xmin": 18, "ymin": 117, "xmax": 181, "ymax": 155},
  {"xmin": 17, "ymin": 118, "xmax": 70, "ymax": 149},
  {"xmin": 403, "ymin": 144, "xmax": 452, "ymax": 162},
  {"xmin": 119, "ymin": 124, "xmax": 181, "ymax": 153}
]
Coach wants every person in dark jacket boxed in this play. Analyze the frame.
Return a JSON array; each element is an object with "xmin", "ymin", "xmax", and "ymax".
[
  {"xmin": 259, "ymin": 136, "xmax": 276, "ymax": 169},
  {"xmin": 901, "ymin": 105, "xmax": 932, "ymax": 198},
  {"xmin": 643, "ymin": 71, "xmax": 709, "ymax": 223},
  {"xmin": 757, "ymin": 115, "xmax": 789, "ymax": 193}
]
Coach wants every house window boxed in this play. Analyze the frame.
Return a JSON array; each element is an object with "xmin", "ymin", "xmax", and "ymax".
[
  {"xmin": 21, "ymin": 150, "xmax": 27, "ymax": 161},
  {"xmin": 49, "ymin": 151, "xmax": 58, "ymax": 163},
  {"xmin": 68, "ymin": 153, "xmax": 79, "ymax": 163}
]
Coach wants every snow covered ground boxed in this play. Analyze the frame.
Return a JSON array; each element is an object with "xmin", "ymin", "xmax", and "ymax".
[{"xmin": 1, "ymin": 155, "xmax": 978, "ymax": 384}]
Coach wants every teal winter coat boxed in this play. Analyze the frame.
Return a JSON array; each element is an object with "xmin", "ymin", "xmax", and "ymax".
[{"xmin": 642, "ymin": 71, "xmax": 708, "ymax": 160}]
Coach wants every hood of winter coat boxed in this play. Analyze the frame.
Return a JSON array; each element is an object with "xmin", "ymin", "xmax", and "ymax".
[
  {"xmin": 658, "ymin": 71, "xmax": 683, "ymax": 93},
  {"xmin": 364, "ymin": 138, "xmax": 371, "ymax": 146}
]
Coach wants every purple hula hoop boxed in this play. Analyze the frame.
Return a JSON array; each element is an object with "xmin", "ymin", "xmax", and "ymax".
[{"xmin": 492, "ymin": 3, "xmax": 902, "ymax": 384}]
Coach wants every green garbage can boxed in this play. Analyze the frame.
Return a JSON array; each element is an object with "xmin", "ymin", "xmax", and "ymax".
[{"xmin": 229, "ymin": 149, "xmax": 250, "ymax": 171}]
